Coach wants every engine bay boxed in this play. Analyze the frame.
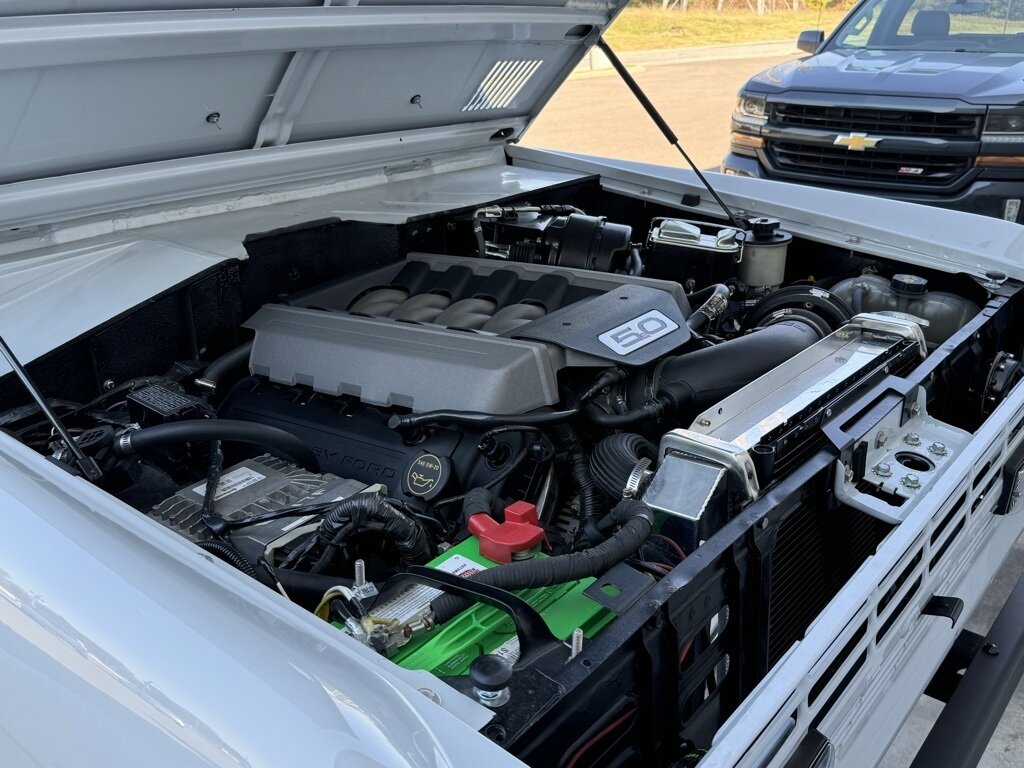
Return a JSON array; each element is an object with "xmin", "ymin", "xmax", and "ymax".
[{"xmin": 2, "ymin": 176, "xmax": 1021, "ymax": 765}]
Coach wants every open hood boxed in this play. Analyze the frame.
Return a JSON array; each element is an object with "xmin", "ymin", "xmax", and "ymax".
[{"xmin": 0, "ymin": 0, "xmax": 626, "ymax": 189}]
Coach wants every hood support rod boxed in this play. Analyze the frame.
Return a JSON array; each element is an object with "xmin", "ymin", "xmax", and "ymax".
[
  {"xmin": 595, "ymin": 39, "xmax": 742, "ymax": 230},
  {"xmin": 0, "ymin": 333, "xmax": 102, "ymax": 482}
]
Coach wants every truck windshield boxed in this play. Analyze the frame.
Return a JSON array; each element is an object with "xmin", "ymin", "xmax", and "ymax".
[{"xmin": 832, "ymin": 0, "xmax": 1024, "ymax": 51}]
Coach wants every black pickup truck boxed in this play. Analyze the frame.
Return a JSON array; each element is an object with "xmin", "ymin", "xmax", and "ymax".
[{"xmin": 722, "ymin": 0, "xmax": 1024, "ymax": 222}]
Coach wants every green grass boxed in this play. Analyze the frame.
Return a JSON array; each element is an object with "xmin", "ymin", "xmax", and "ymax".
[{"xmin": 604, "ymin": 6, "xmax": 851, "ymax": 51}]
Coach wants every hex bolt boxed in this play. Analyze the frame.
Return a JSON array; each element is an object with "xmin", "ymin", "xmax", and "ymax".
[
  {"xmin": 354, "ymin": 559, "xmax": 367, "ymax": 589},
  {"xmin": 697, "ymin": 418, "xmax": 712, "ymax": 428},
  {"xmin": 875, "ymin": 433, "xmax": 888, "ymax": 449},
  {"xmin": 929, "ymin": 442, "xmax": 948, "ymax": 456},
  {"xmin": 103, "ymin": 379, "xmax": 115, "ymax": 391},
  {"xmin": 873, "ymin": 462, "xmax": 893, "ymax": 478},
  {"xmin": 910, "ymin": 402, "xmax": 921, "ymax": 416},
  {"xmin": 904, "ymin": 432, "xmax": 921, "ymax": 446},
  {"xmin": 902, "ymin": 473, "xmax": 921, "ymax": 489},
  {"xmin": 569, "ymin": 627, "xmax": 584, "ymax": 660}
]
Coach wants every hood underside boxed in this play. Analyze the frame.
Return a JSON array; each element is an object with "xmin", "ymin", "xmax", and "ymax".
[{"xmin": 0, "ymin": 1, "xmax": 626, "ymax": 188}]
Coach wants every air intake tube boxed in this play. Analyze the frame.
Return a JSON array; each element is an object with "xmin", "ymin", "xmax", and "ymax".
[{"xmin": 585, "ymin": 319, "xmax": 821, "ymax": 427}]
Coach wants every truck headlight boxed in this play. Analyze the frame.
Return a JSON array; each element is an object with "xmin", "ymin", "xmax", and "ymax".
[
  {"xmin": 983, "ymin": 111, "xmax": 1024, "ymax": 141},
  {"xmin": 733, "ymin": 94, "xmax": 768, "ymax": 129}
]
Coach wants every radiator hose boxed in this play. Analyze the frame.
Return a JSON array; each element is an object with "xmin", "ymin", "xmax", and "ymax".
[
  {"xmin": 116, "ymin": 419, "xmax": 319, "ymax": 472},
  {"xmin": 590, "ymin": 433, "xmax": 658, "ymax": 499},
  {"xmin": 430, "ymin": 498, "xmax": 654, "ymax": 624}
]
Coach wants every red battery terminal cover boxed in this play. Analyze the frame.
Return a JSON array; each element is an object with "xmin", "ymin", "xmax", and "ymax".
[{"xmin": 467, "ymin": 501, "xmax": 547, "ymax": 564}]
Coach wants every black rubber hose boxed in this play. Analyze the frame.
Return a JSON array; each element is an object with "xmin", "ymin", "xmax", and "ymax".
[
  {"xmin": 430, "ymin": 499, "xmax": 654, "ymax": 624},
  {"xmin": 389, "ymin": 369, "xmax": 624, "ymax": 432},
  {"xmin": 686, "ymin": 283, "xmax": 730, "ymax": 332},
  {"xmin": 196, "ymin": 539, "xmax": 259, "ymax": 580},
  {"xmin": 590, "ymin": 433, "xmax": 658, "ymax": 499},
  {"xmin": 852, "ymin": 282, "xmax": 867, "ymax": 315},
  {"xmin": 628, "ymin": 319, "xmax": 821, "ymax": 417},
  {"xmin": 626, "ymin": 245, "xmax": 643, "ymax": 276},
  {"xmin": 583, "ymin": 398, "xmax": 670, "ymax": 429},
  {"xmin": 389, "ymin": 407, "xmax": 577, "ymax": 431},
  {"xmin": 196, "ymin": 340, "xmax": 253, "ymax": 396},
  {"xmin": 117, "ymin": 419, "xmax": 319, "ymax": 472},
  {"xmin": 312, "ymin": 495, "xmax": 431, "ymax": 569}
]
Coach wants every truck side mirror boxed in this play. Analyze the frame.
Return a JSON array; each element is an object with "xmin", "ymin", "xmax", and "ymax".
[{"xmin": 797, "ymin": 29, "xmax": 825, "ymax": 54}]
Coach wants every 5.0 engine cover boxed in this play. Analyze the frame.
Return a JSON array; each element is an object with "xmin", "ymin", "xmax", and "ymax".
[{"xmin": 244, "ymin": 254, "xmax": 691, "ymax": 415}]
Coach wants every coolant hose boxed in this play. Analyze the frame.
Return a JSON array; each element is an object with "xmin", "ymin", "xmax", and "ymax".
[
  {"xmin": 195, "ymin": 340, "xmax": 253, "ymax": 396},
  {"xmin": 313, "ymin": 494, "xmax": 431, "ymax": 568},
  {"xmin": 430, "ymin": 499, "xmax": 654, "ymax": 624},
  {"xmin": 590, "ymin": 433, "xmax": 658, "ymax": 499},
  {"xmin": 116, "ymin": 419, "xmax": 319, "ymax": 472},
  {"xmin": 851, "ymin": 282, "xmax": 867, "ymax": 315}
]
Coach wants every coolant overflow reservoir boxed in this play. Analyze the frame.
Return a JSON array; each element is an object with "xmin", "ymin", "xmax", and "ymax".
[
  {"xmin": 830, "ymin": 272, "xmax": 980, "ymax": 347},
  {"xmin": 739, "ymin": 217, "xmax": 791, "ymax": 291}
]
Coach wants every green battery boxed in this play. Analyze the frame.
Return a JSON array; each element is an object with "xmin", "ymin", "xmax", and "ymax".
[{"xmin": 389, "ymin": 536, "xmax": 613, "ymax": 677}]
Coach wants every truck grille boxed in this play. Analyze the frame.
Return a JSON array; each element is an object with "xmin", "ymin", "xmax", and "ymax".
[
  {"xmin": 773, "ymin": 104, "xmax": 981, "ymax": 138},
  {"xmin": 767, "ymin": 141, "xmax": 972, "ymax": 187}
]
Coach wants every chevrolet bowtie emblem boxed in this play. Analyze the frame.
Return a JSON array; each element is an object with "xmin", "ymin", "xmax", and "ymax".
[{"xmin": 834, "ymin": 132, "xmax": 881, "ymax": 151}]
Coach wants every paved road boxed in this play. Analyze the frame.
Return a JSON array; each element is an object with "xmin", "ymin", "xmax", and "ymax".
[
  {"xmin": 528, "ymin": 44, "xmax": 1024, "ymax": 768},
  {"xmin": 524, "ymin": 52, "xmax": 795, "ymax": 170}
]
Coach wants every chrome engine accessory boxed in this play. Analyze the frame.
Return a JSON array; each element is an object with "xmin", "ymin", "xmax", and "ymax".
[
  {"xmin": 642, "ymin": 315, "xmax": 928, "ymax": 545},
  {"xmin": 690, "ymin": 314, "xmax": 926, "ymax": 475},
  {"xmin": 645, "ymin": 217, "xmax": 741, "ymax": 285}
]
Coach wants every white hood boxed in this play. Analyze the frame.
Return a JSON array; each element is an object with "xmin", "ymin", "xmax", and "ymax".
[{"xmin": 0, "ymin": 1, "xmax": 625, "ymax": 193}]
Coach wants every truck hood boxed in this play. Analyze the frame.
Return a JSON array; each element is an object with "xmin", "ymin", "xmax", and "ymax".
[
  {"xmin": 0, "ymin": 1, "xmax": 625, "ymax": 191},
  {"xmin": 748, "ymin": 48, "xmax": 1024, "ymax": 104}
]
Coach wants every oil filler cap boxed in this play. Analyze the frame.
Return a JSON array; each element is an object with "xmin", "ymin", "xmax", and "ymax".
[
  {"xmin": 402, "ymin": 452, "xmax": 450, "ymax": 500},
  {"xmin": 468, "ymin": 501, "xmax": 546, "ymax": 564}
]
